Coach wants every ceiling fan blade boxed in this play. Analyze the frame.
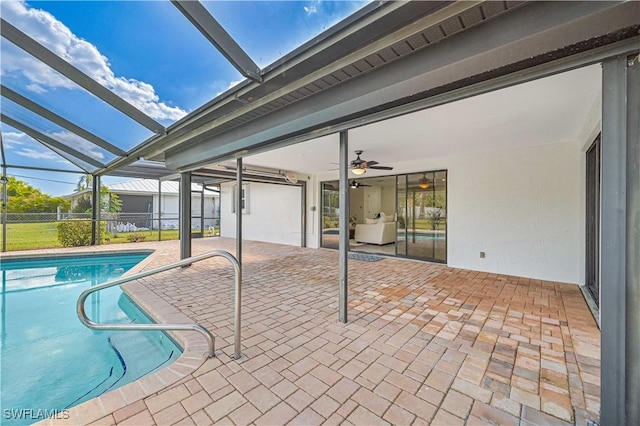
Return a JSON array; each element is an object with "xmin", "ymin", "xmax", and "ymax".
[
  {"xmin": 362, "ymin": 160, "xmax": 378, "ymax": 167},
  {"xmin": 369, "ymin": 165, "xmax": 393, "ymax": 170}
]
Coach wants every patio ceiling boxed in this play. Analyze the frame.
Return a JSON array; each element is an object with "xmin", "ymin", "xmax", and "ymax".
[{"xmin": 238, "ymin": 64, "xmax": 602, "ymax": 175}]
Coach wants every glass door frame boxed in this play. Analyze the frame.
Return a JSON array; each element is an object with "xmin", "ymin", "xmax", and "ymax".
[{"xmin": 396, "ymin": 170, "xmax": 448, "ymax": 263}]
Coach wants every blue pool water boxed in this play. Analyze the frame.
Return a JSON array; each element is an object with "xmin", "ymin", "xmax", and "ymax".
[
  {"xmin": 397, "ymin": 231, "xmax": 445, "ymax": 241},
  {"xmin": 0, "ymin": 252, "xmax": 181, "ymax": 425}
]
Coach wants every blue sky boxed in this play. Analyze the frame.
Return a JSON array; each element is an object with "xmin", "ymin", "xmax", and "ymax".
[{"xmin": 0, "ymin": 0, "xmax": 367, "ymax": 196}]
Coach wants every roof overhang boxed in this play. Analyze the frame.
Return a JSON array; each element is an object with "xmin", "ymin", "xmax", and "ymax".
[{"xmin": 162, "ymin": 1, "xmax": 639, "ymax": 172}]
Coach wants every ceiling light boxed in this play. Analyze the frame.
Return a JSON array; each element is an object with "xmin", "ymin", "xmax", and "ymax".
[
  {"xmin": 351, "ymin": 166, "xmax": 366, "ymax": 175},
  {"xmin": 418, "ymin": 174, "xmax": 429, "ymax": 189}
]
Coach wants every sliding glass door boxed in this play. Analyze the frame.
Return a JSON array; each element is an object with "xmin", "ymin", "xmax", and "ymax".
[
  {"xmin": 397, "ymin": 171, "xmax": 447, "ymax": 262},
  {"xmin": 321, "ymin": 170, "xmax": 447, "ymax": 263}
]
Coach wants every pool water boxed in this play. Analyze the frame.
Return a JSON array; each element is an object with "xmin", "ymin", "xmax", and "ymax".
[{"xmin": 0, "ymin": 252, "xmax": 181, "ymax": 424}]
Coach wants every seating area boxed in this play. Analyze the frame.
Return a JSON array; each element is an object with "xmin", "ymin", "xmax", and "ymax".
[
  {"xmin": 354, "ymin": 211, "xmax": 396, "ymax": 245},
  {"xmin": 354, "ymin": 221, "xmax": 396, "ymax": 245}
]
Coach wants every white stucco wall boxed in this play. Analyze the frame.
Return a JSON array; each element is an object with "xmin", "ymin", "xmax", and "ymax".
[
  {"xmin": 220, "ymin": 182, "xmax": 302, "ymax": 246},
  {"xmin": 314, "ymin": 140, "xmax": 583, "ymax": 284},
  {"xmin": 445, "ymin": 142, "xmax": 582, "ymax": 283}
]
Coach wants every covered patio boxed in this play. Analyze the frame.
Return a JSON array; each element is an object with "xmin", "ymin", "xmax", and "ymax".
[
  {"xmin": 2, "ymin": 1, "xmax": 638, "ymax": 425},
  {"xmin": 31, "ymin": 238, "xmax": 600, "ymax": 425}
]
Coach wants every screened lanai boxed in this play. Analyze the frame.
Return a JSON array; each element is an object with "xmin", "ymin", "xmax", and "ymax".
[
  {"xmin": 1, "ymin": 0, "xmax": 364, "ymax": 251},
  {"xmin": 1, "ymin": 1, "xmax": 639, "ymax": 425}
]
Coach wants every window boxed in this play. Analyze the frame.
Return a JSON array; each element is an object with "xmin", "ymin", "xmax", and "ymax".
[{"xmin": 231, "ymin": 184, "xmax": 249, "ymax": 214}]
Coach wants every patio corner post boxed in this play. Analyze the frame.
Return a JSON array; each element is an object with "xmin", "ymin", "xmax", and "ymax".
[
  {"xmin": 626, "ymin": 54, "xmax": 640, "ymax": 426},
  {"xmin": 179, "ymin": 171, "xmax": 192, "ymax": 260},
  {"xmin": 235, "ymin": 157, "xmax": 243, "ymax": 358},
  {"xmin": 301, "ymin": 180, "xmax": 307, "ymax": 248},
  {"xmin": 600, "ymin": 53, "xmax": 640, "ymax": 426},
  {"xmin": 91, "ymin": 174, "xmax": 100, "ymax": 246},
  {"xmin": 236, "ymin": 158, "xmax": 242, "ymax": 268},
  {"xmin": 339, "ymin": 130, "xmax": 349, "ymax": 323}
]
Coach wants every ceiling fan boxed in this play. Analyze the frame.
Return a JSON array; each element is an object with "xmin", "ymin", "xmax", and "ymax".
[
  {"xmin": 350, "ymin": 180, "xmax": 371, "ymax": 189},
  {"xmin": 349, "ymin": 150, "xmax": 393, "ymax": 175}
]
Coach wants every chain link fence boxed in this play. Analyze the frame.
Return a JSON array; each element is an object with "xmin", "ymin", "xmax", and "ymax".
[{"xmin": 0, "ymin": 212, "xmax": 220, "ymax": 251}]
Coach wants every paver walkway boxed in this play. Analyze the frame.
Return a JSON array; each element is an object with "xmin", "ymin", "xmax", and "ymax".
[{"xmin": 45, "ymin": 238, "xmax": 600, "ymax": 425}]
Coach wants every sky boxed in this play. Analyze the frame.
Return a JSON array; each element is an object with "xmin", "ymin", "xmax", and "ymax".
[{"xmin": 0, "ymin": 0, "xmax": 367, "ymax": 196}]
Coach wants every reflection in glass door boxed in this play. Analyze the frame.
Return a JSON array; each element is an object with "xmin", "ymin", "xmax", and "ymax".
[
  {"xmin": 397, "ymin": 171, "xmax": 447, "ymax": 262},
  {"xmin": 320, "ymin": 182, "xmax": 340, "ymax": 249},
  {"xmin": 396, "ymin": 176, "xmax": 407, "ymax": 257}
]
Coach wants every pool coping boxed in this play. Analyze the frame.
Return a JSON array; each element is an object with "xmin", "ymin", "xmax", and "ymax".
[{"xmin": 33, "ymin": 248, "xmax": 212, "ymax": 426}]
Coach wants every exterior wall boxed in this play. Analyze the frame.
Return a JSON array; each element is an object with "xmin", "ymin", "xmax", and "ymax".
[
  {"xmin": 220, "ymin": 182, "xmax": 302, "ymax": 246},
  {"xmin": 445, "ymin": 141, "xmax": 581, "ymax": 284},
  {"xmin": 315, "ymin": 140, "xmax": 583, "ymax": 284}
]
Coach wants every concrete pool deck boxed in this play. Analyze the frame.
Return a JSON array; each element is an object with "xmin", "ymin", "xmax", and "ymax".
[{"xmin": 23, "ymin": 238, "xmax": 600, "ymax": 425}]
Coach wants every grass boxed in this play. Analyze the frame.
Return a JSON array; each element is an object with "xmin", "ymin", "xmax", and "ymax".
[
  {"xmin": 0, "ymin": 222, "xmax": 218, "ymax": 251},
  {"xmin": 1, "ymin": 222, "xmax": 61, "ymax": 251}
]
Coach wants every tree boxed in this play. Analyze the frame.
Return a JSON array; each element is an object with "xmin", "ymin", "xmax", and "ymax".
[
  {"xmin": 5, "ymin": 177, "xmax": 70, "ymax": 213},
  {"xmin": 72, "ymin": 174, "xmax": 121, "ymax": 213},
  {"xmin": 71, "ymin": 196, "xmax": 92, "ymax": 213}
]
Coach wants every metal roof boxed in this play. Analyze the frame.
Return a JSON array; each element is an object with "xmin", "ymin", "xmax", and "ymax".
[{"xmin": 105, "ymin": 179, "xmax": 218, "ymax": 195}]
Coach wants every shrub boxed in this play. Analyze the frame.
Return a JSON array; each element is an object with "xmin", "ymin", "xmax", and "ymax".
[
  {"xmin": 126, "ymin": 232, "xmax": 146, "ymax": 243},
  {"xmin": 56, "ymin": 220, "xmax": 106, "ymax": 247}
]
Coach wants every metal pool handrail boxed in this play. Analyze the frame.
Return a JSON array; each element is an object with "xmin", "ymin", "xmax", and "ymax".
[{"xmin": 76, "ymin": 250, "xmax": 241, "ymax": 359}]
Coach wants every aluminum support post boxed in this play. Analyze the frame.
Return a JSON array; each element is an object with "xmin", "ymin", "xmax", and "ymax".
[
  {"xmin": 600, "ymin": 53, "xmax": 640, "ymax": 426},
  {"xmin": 180, "ymin": 172, "xmax": 192, "ymax": 259},
  {"xmin": 339, "ymin": 131, "xmax": 349, "ymax": 323}
]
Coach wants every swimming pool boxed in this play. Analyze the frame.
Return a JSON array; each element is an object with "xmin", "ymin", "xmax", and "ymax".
[{"xmin": 1, "ymin": 252, "xmax": 181, "ymax": 425}]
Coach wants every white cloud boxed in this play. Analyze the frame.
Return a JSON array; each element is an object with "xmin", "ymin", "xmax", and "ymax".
[
  {"xmin": 25, "ymin": 83, "xmax": 48, "ymax": 94},
  {"xmin": 50, "ymin": 131, "xmax": 105, "ymax": 160},
  {"xmin": 2, "ymin": 130, "xmax": 30, "ymax": 149},
  {"xmin": 304, "ymin": 4, "xmax": 319, "ymax": 16},
  {"xmin": 14, "ymin": 147, "xmax": 58, "ymax": 160},
  {"xmin": 1, "ymin": 1, "xmax": 188, "ymax": 122},
  {"xmin": 3, "ymin": 128, "xmax": 105, "ymax": 162},
  {"xmin": 2, "ymin": 130, "xmax": 67, "ymax": 163}
]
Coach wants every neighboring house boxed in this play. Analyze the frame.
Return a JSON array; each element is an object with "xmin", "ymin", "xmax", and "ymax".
[{"xmin": 65, "ymin": 179, "xmax": 219, "ymax": 231}]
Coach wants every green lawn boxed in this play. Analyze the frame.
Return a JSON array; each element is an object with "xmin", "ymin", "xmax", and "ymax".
[{"xmin": 0, "ymin": 222, "xmax": 217, "ymax": 251}]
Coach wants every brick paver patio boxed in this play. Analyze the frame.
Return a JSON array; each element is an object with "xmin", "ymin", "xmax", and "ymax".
[{"xmin": 39, "ymin": 238, "xmax": 600, "ymax": 425}]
